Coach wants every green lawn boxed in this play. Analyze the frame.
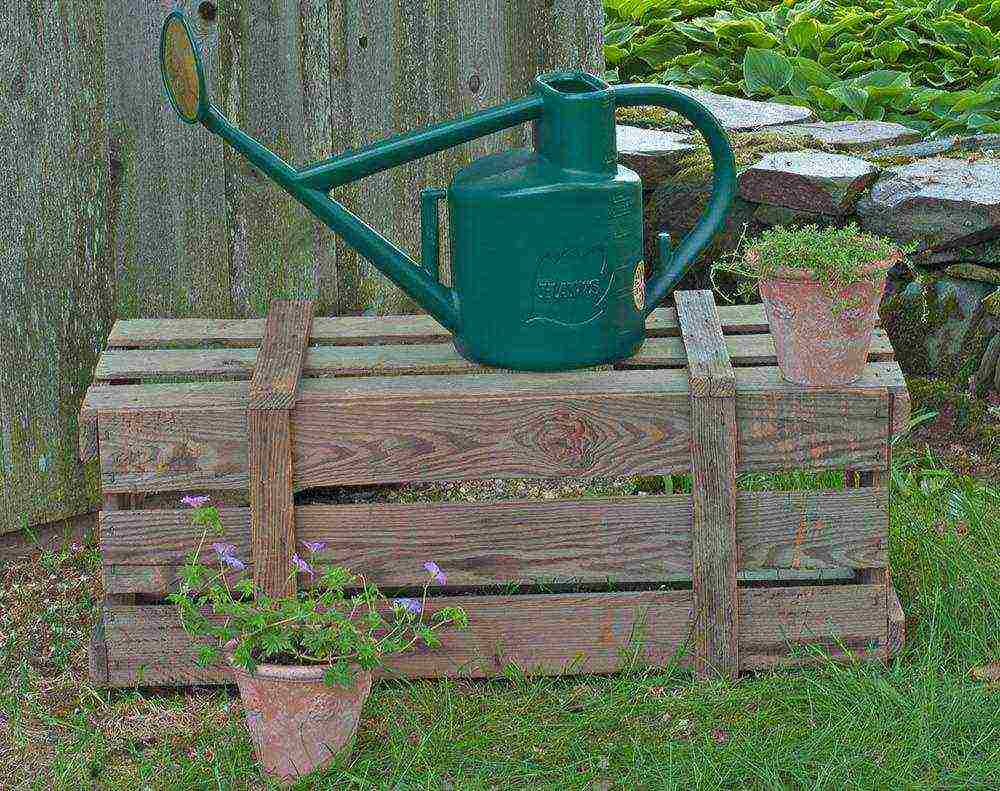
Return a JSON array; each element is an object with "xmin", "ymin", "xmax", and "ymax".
[{"xmin": 1, "ymin": 446, "xmax": 998, "ymax": 790}]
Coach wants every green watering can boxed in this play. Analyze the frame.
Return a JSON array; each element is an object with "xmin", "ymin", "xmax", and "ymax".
[{"xmin": 160, "ymin": 12, "xmax": 735, "ymax": 371}]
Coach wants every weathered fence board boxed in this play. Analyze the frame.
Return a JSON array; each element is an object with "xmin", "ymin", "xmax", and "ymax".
[
  {"xmin": 0, "ymin": 0, "xmax": 114, "ymax": 533},
  {"xmin": 221, "ymin": 1, "xmax": 339, "ymax": 315},
  {"xmin": 100, "ymin": 585, "xmax": 887, "ymax": 686},
  {"xmin": 99, "ymin": 489, "xmax": 889, "ymax": 595},
  {"xmin": 105, "ymin": 0, "xmax": 232, "ymax": 319}
]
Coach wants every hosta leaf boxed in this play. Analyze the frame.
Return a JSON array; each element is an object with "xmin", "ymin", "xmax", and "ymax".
[
  {"xmin": 873, "ymin": 41, "xmax": 908, "ymax": 64},
  {"xmin": 632, "ymin": 34, "xmax": 687, "ymax": 69},
  {"xmin": 827, "ymin": 83, "xmax": 869, "ymax": 117},
  {"xmin": 788, "ymin": 56, "xmax": 835, "ymax": 97},
  {"xmin": 807, "ymin": 85, "xmax": 841, "ymax": 111},
  {"xmin": 743, "ymin": 47, "xmax": 793, "ymax": 97},
  {"xmin": 605, "ymin": 25, "xmax": 642, "ymax": 47},
  {"xmin": 673, "ymin": 22, "xmax": 716, "ymax": 46},
  {"xmin": 742, "ymin": 32, "xmax": 780, "ymax": 49},
  {"xmin": 894, "ymin": 27, "xmax": 921, "ymax": 50},
  {"xmin": 854, "ymin": 70, "xmax": 912, "ymax": 89},
  {"xmin": 927, "ymin": 0, "xmax": 959, "ymax": 14},
  {"xmin": 604, "ymin": 45, "xmax": 627, "ymax": 66},
  {"xmin": 787, "ymin": 16, "xmax": 822, "ymax": 54},
  {"xmin": 967, "ymin": 112, "xmax": 1000, "ymax": 131}
]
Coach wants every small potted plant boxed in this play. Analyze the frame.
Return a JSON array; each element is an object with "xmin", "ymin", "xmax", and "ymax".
[
  {"xmin": 714, "ymin": 224, "xmax": 908, "ymax": 386},
  {"xmin": 170, "ymin": 495, "xmax": 468, "ymax": 782}
]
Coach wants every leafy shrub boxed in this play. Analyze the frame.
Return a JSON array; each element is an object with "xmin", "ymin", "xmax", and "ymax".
[{"xmin": 605, "ymin": 0, "xmax": 1000, "ymax": 135}]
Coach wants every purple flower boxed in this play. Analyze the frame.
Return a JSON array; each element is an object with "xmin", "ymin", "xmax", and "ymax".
[
  {"xmin": 221, "ymin": 554, "xmax": 246, "ymax": 572},
  {"xmin": 291, "ymin": 553, "xmax": 314, "ymax": 577},
  {"xmin": 301, "ymin": 540, "xmax": 326, "ymax": 554},
  {"xmin": 393, "ymin": 597, "xmax": 422, "ymax": 614},
  {"xmin": 182, "ymin": 495, "xmax": 211, "ymax": 508},
  {"xmin": 211, "ymin": 543, "xmax": 237, "ymax": 559},
  {"xmin": 424, "ymin": 561, "xmax": 447, "ymax": 585}
]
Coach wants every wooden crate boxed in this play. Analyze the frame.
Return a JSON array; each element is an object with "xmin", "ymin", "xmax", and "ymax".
[{"xmin": 81, "ymin": 292, "xmax": 908, "ymax": 687}]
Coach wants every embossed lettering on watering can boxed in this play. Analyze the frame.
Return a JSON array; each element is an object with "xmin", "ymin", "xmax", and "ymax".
[{"xmin": 159, "ymin": 11, "xmax": 736, "ymax": 372}]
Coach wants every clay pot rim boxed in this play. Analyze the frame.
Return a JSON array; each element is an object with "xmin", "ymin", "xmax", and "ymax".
[
  {"xmin": 224, "ymin": 640, "xmax": 368, "ymax": 684},
  {"xmin": 749, "ymin": 249, "xmax": 902, "ymax": 284}
]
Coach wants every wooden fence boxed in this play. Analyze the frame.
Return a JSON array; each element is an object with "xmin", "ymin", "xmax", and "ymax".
[{"xmin": 0, "ymin": 0, "xmax": 603, "ymax": 534}]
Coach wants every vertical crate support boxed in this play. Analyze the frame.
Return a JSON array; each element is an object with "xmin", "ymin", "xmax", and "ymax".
[
  {"xmin": 247, "ymin": 300, "xmax": 315, "ymax": 598},
  {"xmin": 676, "ymin": 291, "xmax": 739, "ymax": 680}
]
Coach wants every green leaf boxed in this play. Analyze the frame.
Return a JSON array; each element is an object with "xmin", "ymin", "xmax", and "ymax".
[
  {"xmin": 672, "ymin": 22, "xmax": 716, "ymax": 46},
  {"xmin": 967, "ymin": 112, "xmax": 1000, "ymax": 131},
  {"xmin": 788, "ymin": 56, "xmax": 835, "ymax": 97},
  {"xmin": 873, "ymin": 41, "xmax": 908, "ymax": 64},
  {"xmin": 853, "ymin": 70, "xmax": 911, "ymax": 89},
  {"xmin": 631, "ymin": 34, "xmax": 687, "ymax": 69},
  {"xmin": 894, "ymin": 27, "xmax": 921, "ymax": 50},
  {"xmin": 743, "ymin": 47, "xmax": 793, "ymax": 97},
  {"xmin": 827, "ymin": 83, "xmax": 869, "ymax": 117},
  {"xmin": 787, "ymin": 16, "xmax": 822, "ymax": 54},
  {"xmin": 604, "ymin": 45, "xmax": 627, "ymax": 67},
  {"xmin": 927, "ymin": 0, "xmax": 959, "ymax": 14},
  {"xmin": 605, "ymin": 25, "xmax": 642, "ymax": 47},
  {"xmin": 742, "ymin": 32, "xmax": 780, "ymax": 49}
]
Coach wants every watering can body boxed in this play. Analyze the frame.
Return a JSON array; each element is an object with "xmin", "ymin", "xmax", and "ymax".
[{"xmin": 160, "ymin": 13, "xmax": 736, "ymax": 371}]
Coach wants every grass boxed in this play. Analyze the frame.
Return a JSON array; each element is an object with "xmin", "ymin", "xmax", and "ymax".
[{"xmin": 1, "ymin": 444, "xmax": 998, "ymax": 790}]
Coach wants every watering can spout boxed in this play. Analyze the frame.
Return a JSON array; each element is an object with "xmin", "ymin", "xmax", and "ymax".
[{"xmin": 161, "ymin": 11, "xmax": 547, "ymax": 332}]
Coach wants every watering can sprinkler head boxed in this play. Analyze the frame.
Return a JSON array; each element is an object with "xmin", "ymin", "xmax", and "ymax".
[
  {"xmin": 160, "ymin": 12, "xmax": 209, "ymax": 126},
  {"xmin": 159, "ymin": 11, "xmax": 737, "ymax": 372}
]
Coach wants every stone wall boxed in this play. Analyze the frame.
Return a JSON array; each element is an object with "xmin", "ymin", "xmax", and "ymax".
[{"xmin": 616, "ymin": 88, "xmax": 1000, "ymax": 392}]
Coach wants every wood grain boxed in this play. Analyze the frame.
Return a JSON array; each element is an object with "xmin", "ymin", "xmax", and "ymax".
[
  {"xmin": 91, "ymin": 331, "xmax": 897, "ymax": 382},
  {"xmin": 105, "ymin": 1, "xmax": 231, "ymax": 319},
  {"xmin": 247, "ymin": 301, "xmax": 313, "ymax": 597},
  {"xmin": 677, "ymin": 291, "xmax": 739, "ymax": 680},
  {"xmin": 220, "ymin": 1, "xmax": 339, "ymax": 316},
  {"xmin": 99, "ymin": 489, "xmax": 888, "ymax": 595},
  {"xmin": 97, "ymin": 585, "xmax": 887, "ymax": 687},
  {"xmin": 87, "ymin": 365, "xmax": 898, "ymax": 492},
  {"xmin": 248, "ymin": 301, "xmax": 315, "ymax": 410},
  {"xmin": 0, "ymin": 0, "xmax": 114, "ymax": 532}
]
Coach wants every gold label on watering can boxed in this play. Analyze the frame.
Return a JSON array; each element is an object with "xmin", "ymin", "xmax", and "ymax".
[{"xmin": 633, "ymin": 261, "xmax": 645, "ymax": 313}]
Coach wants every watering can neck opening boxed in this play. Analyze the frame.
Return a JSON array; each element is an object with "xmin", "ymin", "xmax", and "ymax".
[{"xmin": 532, "ymin": 71, "xmax": 618, "ymax": 177}]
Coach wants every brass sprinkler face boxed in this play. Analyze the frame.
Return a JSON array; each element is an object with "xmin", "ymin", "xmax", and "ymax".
[{"xmin": 160, "ymin": 11, "xmax": 208, "ymax": 124}]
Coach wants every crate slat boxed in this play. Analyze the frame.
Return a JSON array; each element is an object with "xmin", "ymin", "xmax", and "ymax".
[
  {"xmin": 92, "ymin": 331, "xmax": 897, "ymax": 382},
  {"xmin": 98, "ymin": 488, "xmax": 888, "ymax": 595},
  {"xmin": 246, "ymin": 300, "xmax": 313, "ymax": 598},
  {"xmin": 90, "ymin": 366, "xmax": 897, "ymax": 493},
  {"xmin": 677, "ymin": 291, "xmax": 740, "ymax": 680},
  {"xmin": 104, "ymin": 304, "xmax": 778, "ymax": 349},
  {"xmin": 99, "ymin": 584, "xmax": 887, "ymax": 687}
]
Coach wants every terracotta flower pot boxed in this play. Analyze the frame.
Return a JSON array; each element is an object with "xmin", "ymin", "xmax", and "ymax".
[
  {"xmin": 757, "ymin": 252, "xmax": 900, "ymax": 386},
  {"xmin": 227, "ymin": 645, "xmax": 372, "ymax": 782}
]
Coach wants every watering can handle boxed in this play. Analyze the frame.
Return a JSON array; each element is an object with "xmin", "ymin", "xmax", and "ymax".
[{"xmin": 611, "ymin": 85, "xmax": 736, "ymax": 317}]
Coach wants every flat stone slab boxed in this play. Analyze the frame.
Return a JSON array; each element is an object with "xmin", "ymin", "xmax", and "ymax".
[
  {"xmin": 739, "ymin": 151, "xmax": 879, "ymax": 215},
  {"xmin": 857, "ymin": 157, "xmax": 1000, "ymax": 258},
  {"xmin": 616, "ymin": 125, "xmax": 697, "ymax": 185},
  {"xmin": 667, "ymin": 87, "xmax": 815, "ymax": 132},
  {"xmin": 870, "ymin": 133, "xmax": 1000, "ymax": 161},
  {"xmin": 767, "ymin": 121, "xmax": 921, "ymax": 152}
]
